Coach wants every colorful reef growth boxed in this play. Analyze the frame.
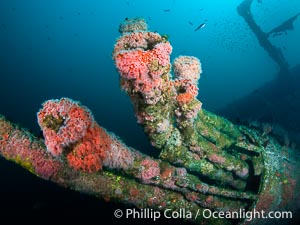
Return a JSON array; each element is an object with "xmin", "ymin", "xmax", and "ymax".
[
  {"xmin": 0, "ymin": 17, "xmax": 299, "ymax": 225},
  {"xmin": 113, "ymin": 17, "xmax": 251, "ymax": 189}
]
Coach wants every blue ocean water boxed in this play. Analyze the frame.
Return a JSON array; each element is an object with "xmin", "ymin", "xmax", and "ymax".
[{"xmin": 0, "ymin": 0, "xmax": 299, "ymax": 224}]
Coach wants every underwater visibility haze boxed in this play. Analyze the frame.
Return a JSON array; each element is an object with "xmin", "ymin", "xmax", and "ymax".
[{"xmin": 0, "ymin": 0, "xmax": 300, "ymax": 225}]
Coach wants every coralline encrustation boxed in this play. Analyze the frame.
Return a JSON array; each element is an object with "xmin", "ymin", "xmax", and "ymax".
[
  {"xmin": 113, "ymin": 17, "xmax": 250, "ymax": 190},
  {"xmin": 0, "ymin": 17, "xmax": 299, "ymax": 225}
]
